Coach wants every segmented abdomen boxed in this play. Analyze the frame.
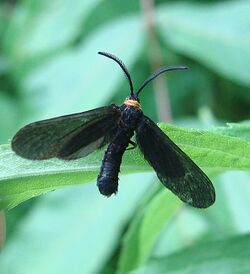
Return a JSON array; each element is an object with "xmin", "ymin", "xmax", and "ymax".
[{"xmin": 97, "ymin": 129, "xmax": 133, "ymax": 196}]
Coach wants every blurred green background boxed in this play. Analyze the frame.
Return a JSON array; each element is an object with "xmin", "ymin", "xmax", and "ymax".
[{"xmin": 0, "ymin": 0, "xmax": 250, "ymax": 273}]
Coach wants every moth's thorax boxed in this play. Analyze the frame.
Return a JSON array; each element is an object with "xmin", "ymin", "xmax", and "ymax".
[{"xmin": 120, "ymin": 100, "xmax": 143, "ymax": 129}]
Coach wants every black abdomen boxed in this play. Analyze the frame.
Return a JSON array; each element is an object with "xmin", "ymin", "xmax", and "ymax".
[
  {"xmin": 97, "ymin": 128, "xmax": 133, "ymax": 196},
  {"xmin": 97, "ymin": 105, "xmax": 142, "ymax": 196}
]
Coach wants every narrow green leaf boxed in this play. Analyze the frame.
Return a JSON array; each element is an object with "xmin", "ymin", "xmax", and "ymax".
[
  {"xmin": 116, "ymin": 205, "xmax": 145, "ymax": 274},
  {"xmin": 118, "ymin": 190, "xmax": 198, "ymax": 274},
  {"xmin": 139, "ymin": 190, "xmax": 181, "ymax": 264},
  {"xmin": 132, "ymin": 234, "xmax": 250, "ymax": 274},
  {"xmin": 157, "ymin": 1, "xmax": 250, "ymax": 86},
  {"xmin": 1, "ymin": 123, "xmax": 250, "ymax": 209},
  {"xmin": 117, "ymin": 178, "xmax": 157, "ymax": 274}
]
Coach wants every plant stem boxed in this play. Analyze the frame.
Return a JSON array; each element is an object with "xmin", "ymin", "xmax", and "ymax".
[{"xmin": 140, "ymin": 0, "xmax": 172, "ymax": 122}]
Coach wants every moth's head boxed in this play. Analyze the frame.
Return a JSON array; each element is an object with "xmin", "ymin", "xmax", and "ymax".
[{"xmin": 98, "ymin": 51, "xmax": 188, "ymax": 104}]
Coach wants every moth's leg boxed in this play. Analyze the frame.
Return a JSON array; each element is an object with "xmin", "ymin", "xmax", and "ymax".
[{"xmin": 126, "ymin": 140, "xmax": 137, "ymax": 151}]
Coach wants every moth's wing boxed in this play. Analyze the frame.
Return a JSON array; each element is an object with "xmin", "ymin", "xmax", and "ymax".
[
  {"xmin": 136, "ymin": 116, "xmax": 215, "ymax": 208},
  {"xmin": 11, "ymin": 105, "xmax": 121, "ymax": 160},
  {"xmin": 58, "ymin": 112, "xmax": 119, "ymax": 160}
]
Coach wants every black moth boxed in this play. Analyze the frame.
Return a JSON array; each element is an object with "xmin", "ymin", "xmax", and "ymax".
[{"xmin": 11, "ymin": 51, "xmax": 215, "ymax": 208}]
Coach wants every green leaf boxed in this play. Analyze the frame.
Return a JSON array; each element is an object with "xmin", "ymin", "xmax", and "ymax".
[
  {"xmin": 138, "ymin": 191, "xmax": 181, "ymax": 264},
  {"xmin": 3, "ymin": 0, "xmax": 104, "ymax": 60},
  {"xmin": 0, "ymin": 145, "xmax": 147, "ymax": 210},
  {"xmin": 116, "ymin": 191, "xmax": 182, "ymax": 272},
  {"xmin": 0, "ymin": 175, "xmax": 151, "ymax": 274},
  {"xmin": 158, "ymin": 123, "xmax": 250, "ymax": 170},
  {"xmin": 1, "ymin": 123, "xmax": 250, "ymax": 210},
  {"xmin": 132, "ymin": 234, "xmax": 250, "ymax": 274},
  {"xmin": 117, "ymin": 205, "xmax": 145, "ymax": 274},
  {"xmin": 157, "ymin": 1, "xmax": 250, "ymax": 86},
  {"xmin": 117, "ymin": 180, "xmax": 157, "ymax": 274},
  {"xmin": 151, "ymin": 171, "xmax": 250, "ymax": 260},
  {"xmin": 118, "ymin": 190, "xmax": 215, "ymax": 274}
]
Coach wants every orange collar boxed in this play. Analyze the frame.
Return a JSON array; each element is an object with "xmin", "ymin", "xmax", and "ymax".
[{"xmin": 124, "ymin": 99, "xmax": 141, "ymax": 109}]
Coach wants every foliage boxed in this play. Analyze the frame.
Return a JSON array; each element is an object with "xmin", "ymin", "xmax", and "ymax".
[{"xmin": 0, "ymin": 0, "xmax": 250, "ymax": 273}]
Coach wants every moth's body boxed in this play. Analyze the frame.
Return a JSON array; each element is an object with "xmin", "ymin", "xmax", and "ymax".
[
  {"xmin": 11, "ymin": 51, "xmax": 216, "ymax": 208},
  {"xmin": 98, "ymin": 98, "xmax": 143, "ymax": 195}
]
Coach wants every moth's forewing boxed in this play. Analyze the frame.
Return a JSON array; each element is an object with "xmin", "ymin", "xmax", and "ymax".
[
  {"xmin": 11, "ymin": 105, "xmax": 120, "ymax": 160},
  {"xmin": 58, "ymin": 113, "xmax": 120, "ymax": 160},
  {"xmin": 136, "ymin": 116, "xmax": 215, "ymax": 208}
]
